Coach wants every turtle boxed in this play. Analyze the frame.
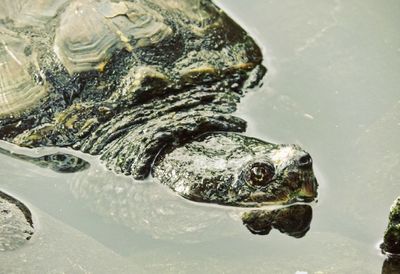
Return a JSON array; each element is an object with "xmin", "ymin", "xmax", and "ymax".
[{"xmin": 0, "ymin": 0, "xmax": 318, "ymax": 209}]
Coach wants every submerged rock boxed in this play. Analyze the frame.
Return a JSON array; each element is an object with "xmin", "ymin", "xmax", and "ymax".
[
  {"xmin": 0, "ymin": 191, "xmax": 34, "ymax": 251},
  {"xmin": 382, "ymin": 198, "xmax": 400, "ymax": 254}
]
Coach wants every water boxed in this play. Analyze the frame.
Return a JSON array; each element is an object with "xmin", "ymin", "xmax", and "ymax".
[{"xmin": 1, "ymin": 0, "xmax": 400, "ymax": 273}]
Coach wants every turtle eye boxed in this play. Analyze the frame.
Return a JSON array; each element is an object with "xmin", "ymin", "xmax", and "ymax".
[{"xmin": 249, "ymin": 163, "xmax": 275, "ymax": 186}]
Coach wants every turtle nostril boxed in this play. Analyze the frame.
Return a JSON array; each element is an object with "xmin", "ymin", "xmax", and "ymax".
[{"xmin": 298, "ymin": 154, "xmax": 312, "ymax": 168}]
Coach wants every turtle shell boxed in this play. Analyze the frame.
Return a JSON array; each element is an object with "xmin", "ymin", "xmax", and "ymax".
[
  {"xmin": 54, "ymin": 0, "xmax": 172, "ymax": 74},
  {"xmin": 0, "ymin": 28, "xmax": 47, "ymax": 117},
  {"xmin": 0, "ymin": 0, "xmax": 265, "ymax": 179},
  {"xmin": 0, "ymin": 0, "xmax": 68, "ymax": 27}
]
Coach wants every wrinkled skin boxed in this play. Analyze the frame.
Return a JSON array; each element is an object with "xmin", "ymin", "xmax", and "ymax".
[{"xmin": 0, "ymin": 0, "xmax": 265, "ymax": 181}]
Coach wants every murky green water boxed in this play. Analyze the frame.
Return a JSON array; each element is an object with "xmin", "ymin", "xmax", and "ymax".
[{"xmin": 1, "ymin": 0, "xmax": 400, "ymax": 273}]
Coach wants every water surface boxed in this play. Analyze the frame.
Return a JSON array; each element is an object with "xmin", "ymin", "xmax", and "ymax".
[{"xmin": 1, "ymin": 0, "xmax": 400, "ymax": 273}]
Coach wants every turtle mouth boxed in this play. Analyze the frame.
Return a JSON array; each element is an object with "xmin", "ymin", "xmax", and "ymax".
[
  {"xmin": 241, "ymin": 173, "xmax": 318, "ymax": 207},
  {"xmin": 295, "ymin": 177, "xmax": 318, "ymax": 202}
]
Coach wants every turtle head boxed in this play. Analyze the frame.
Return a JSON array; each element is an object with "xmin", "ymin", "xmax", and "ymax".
[
  {"xmin": 153, "ymin": 132, "xmax": 318, "ymax": 207},
  {"xmin": 234, "ymin": 144, "xmax": 318, "ymax": 206}
]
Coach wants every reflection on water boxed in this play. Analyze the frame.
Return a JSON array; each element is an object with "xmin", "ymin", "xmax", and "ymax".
[
  {"xmin": 67, "ymin": 165, "xmax": 314, "ymax": 242},
  {"xmin": 382, "ymin": 256, "xmax": 400, "ymax": 274},
  {"xmin": 242, "ymin": 205, "xmax": 312, "ymax": 238},
  {"xmin": 68, "ymin": 166, "xmax": 228, "ymax": 241}
]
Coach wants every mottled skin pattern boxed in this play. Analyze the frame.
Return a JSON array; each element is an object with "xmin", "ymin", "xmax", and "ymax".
[
  {"xmin": 153, "ymin": 133, "xmax": 317, "ymax": 206},
  {"xmin": 0, "ymin": 0, "xmax": 315, "ymax": 208}
]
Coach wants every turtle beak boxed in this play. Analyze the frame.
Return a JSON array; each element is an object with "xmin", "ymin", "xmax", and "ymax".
[{"xmin": 296, "ymin": 178, "xmax": 318, "ymax": 202}]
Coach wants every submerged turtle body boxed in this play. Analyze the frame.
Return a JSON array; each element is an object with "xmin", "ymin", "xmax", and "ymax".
[{"xmin": 0, "ymin": 0, "xmax": 317, "ymax": 207}]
